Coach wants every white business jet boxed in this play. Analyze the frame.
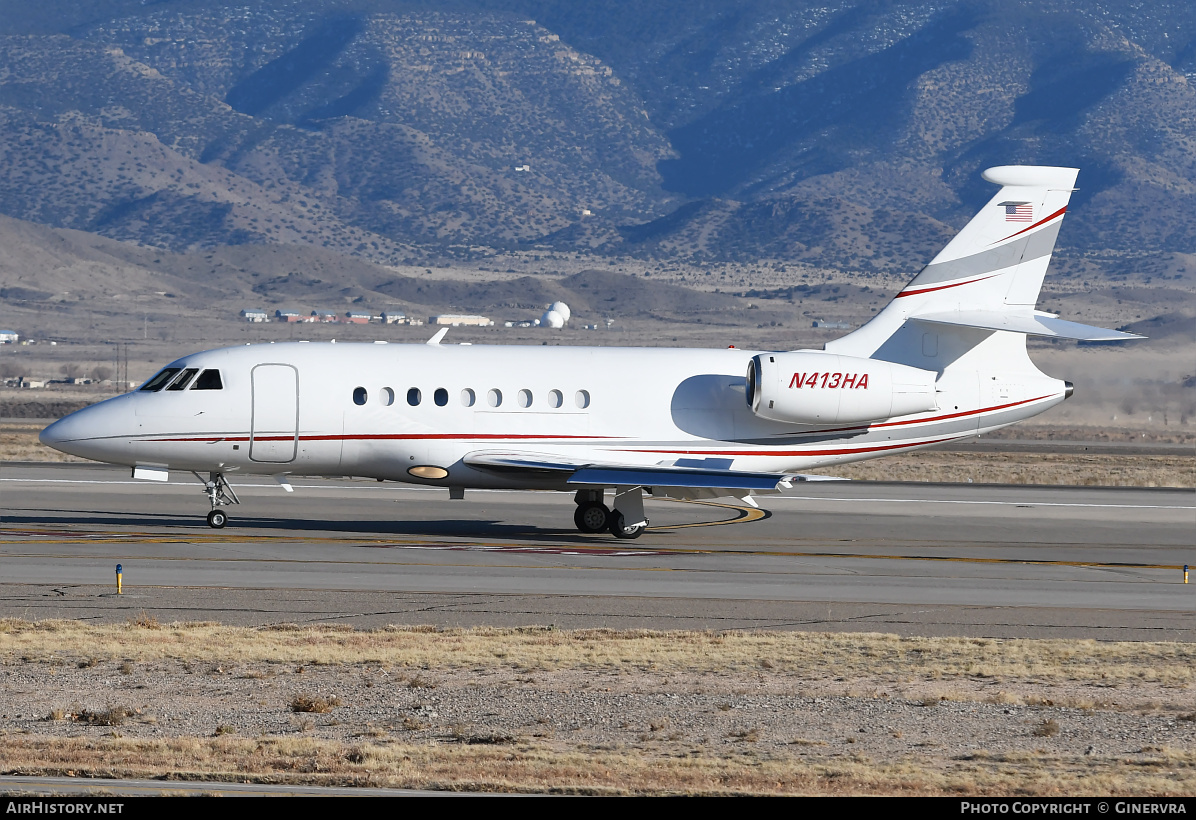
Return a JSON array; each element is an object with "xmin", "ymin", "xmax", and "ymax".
[{"xmin": 40, "ymin": 166, "xmax": 1140, "ymax": 537}]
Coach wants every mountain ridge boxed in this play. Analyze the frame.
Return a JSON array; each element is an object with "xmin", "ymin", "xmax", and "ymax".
[{"xmin": 0, "ymin": 0, "xmax": 1191, "ymax": 278}]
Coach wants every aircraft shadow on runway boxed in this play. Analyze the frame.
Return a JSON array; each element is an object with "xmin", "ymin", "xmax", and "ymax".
[{"xmin": 1, "ymin": 508, "xmax": 690, "ymax": 542}]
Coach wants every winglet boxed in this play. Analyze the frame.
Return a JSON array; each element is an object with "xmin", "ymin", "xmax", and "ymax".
[{"xmin": 427, "ymin": 327, "xmax": 449, "ymax": 345}]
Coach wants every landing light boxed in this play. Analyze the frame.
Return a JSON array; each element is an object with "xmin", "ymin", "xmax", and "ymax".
[{"xmin": 408, "ymin": 465, "xmax": 449, "ymax": 480}]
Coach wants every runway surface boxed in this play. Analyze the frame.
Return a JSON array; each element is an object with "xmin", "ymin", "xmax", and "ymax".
[{"xmin": 1, "ymin": 462, "xmax": 1192, "ymax": 639}]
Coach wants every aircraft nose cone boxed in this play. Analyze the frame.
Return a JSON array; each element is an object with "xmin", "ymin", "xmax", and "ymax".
[
  {"xmin": 39, "ymin": 416, "xmax": 75, "ymax": 447},
  {"xmin": 39, "ymin": 397, "xmax": 135, "ymax": 462}
]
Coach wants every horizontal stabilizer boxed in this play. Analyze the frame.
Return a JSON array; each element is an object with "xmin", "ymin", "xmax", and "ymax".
[{"xmin": 912, "ymin": 311, "xmax": 1143, "ymax": 341}]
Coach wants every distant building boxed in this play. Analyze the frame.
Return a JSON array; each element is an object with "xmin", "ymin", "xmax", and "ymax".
[
  {"xmin": 1078, "ymin": 339, "xmax": 1131, "ymax": 347},
  {"xmin": 240, "ymin": 309, "xmax": 269, "ymax": 323},
  {"xmin": 0, "ymin": 330, "xmax": 17, "ymax": 344},
  {"xmin": 430, "ymin": 314, "xmax": 493, "ymax": 327},
  {"xmin": 311, "ymin": 311, "xmax": 339, "ymax": 323},
  {"xmin": 381, "ymin": 311, "xmax": 407, "ymax": 324},
  {"xmin": 274, "ymin": 310, "xmax": 310, "ymax": 323},
  {"xmin": 343, "ymin": 311, "xmax": 373, "ymax": 324}
]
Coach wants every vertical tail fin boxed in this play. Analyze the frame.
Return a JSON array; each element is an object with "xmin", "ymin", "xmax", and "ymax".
[
  {"xmin": 826, "ymin": 165, "xmax": 1080, "ymax": 360},
  {"xmin": 900, "ymin": 165, "xmax": 1078, "ymax": 308}
]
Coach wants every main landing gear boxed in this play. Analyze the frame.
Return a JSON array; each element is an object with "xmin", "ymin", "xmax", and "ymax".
[
  {"xmin": 572, "ymin": 488, "xmax": 648, "ymax": 539},
  {"xmin": 195, "ymin": 471, "xmax": 239, "ymax": 528}
]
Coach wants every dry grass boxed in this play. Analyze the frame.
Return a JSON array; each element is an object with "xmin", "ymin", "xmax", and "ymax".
[
  {"xmin": 290, "ymin": 695, "xmax": 341, "ymax": 714},
  {"xmin": 828, "ymin": 451, "xmax": 1194, "ymax": 488},
  {"xmin": 0, "ymin": 422, "xmax": 87, "ymax": 462},
  {"xmin": 128, "ymin": 611, "xmax": 162, "ymax": 630},
  {"xmin": 0, "ymin": 735, "xmax": 1192, "ymax": 796},
  {"xmin": 2, "ymin": 620, "xmax": 1192, "ymax": 686},
  {"xmin": 1032, "ymin": 719, "xmax": 1061, "ymax": 738},
  {"xmin": 3, "ymin": 419, "xmax": 1190, "ymax": 486},
  {"xmin": 3, "ymin": 621, "xmax": 1195, "ymax": 795},
  {"xmin": 74, "ymin": 705, "xmax": 135, "ymax": 727}
]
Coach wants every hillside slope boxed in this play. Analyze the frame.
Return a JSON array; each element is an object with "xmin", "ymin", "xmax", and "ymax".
[{"xmin": 0, "ymin": 0, "xmax": 1190, "ymax": 275}]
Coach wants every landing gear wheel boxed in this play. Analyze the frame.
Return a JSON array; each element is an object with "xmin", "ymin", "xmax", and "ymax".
[
  {"xmin": 206, "ymin": 509, "xmax": 228, "ymax": 529},
  {"xmin": 574, "ymin": 502, "xmax": 610, "ymax": 533},
  {"xmin": 608, "ymin": 510, "xmax": 646, "ymax": 540}
]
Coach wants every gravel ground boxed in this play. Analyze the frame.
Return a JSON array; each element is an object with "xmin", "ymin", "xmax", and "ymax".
[{"xmin": 4, "ymin": 659, "xmax": 1193, "ymax": 765}]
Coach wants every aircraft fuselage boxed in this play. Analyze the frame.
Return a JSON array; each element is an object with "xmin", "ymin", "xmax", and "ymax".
[{"xmin": 41, "ymin": 340, "xmax": 1067, "ymax": 491}]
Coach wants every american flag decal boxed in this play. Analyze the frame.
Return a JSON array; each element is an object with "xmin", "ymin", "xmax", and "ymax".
[{"xmin": 1004, "ymin": 202, "xmax": 1033, "ymax": 222}]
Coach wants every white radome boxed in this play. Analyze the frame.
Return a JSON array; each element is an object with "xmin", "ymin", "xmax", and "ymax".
[
  {"xmin": 541, "ymin": 310, "xmax": 565, "ymax": 329},
  {"xmin": 550, "ymin": 301, "xmax": 571, "ymax": 322}
]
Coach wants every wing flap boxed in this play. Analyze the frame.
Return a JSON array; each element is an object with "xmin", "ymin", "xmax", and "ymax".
[
  {"xmin": 568, "ymin": 466, "xmax": 788, "ymax": 491},
  {"xmin": 464, "ymin": 450, "xmax": 797, "ymax": 492},
  {"xmin": 462, "ymin": 451, "xmax": 581, "ymax": 473}
]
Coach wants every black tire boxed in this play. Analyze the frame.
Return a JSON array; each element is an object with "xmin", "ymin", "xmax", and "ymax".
[
  {"xmin": 574, "ymin": 502, "xmax": 609, "ymax": 533},
  {"xmin": 608, "ymin": 510, "xmax": 646, "ymax": 540},
  {"xmin": 207, "ymin": 509, "xmax": 228, "ymax": 529}
]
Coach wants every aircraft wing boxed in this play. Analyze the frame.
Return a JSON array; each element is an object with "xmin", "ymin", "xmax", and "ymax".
[
  {"xmin": 569, "ymin": 466, "xmax": 788, "ymax": 491},
  {"xmin": 462, "ymin": 451, "xmax": 839, "ymax": 495},
  {"xmin": 462, "ymin": 451, "xmax": 582, "ymax": 474}
]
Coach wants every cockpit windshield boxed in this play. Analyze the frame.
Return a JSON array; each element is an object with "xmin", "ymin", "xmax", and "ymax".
[
  {"xmin": 140, "ymin": 368, "xmax": 181, "ymax": 392},
  {"xmin": 140, "ymin": 367, "xmax": 224, "ymax": 392},
  {"xmin": 166, "ymin": 368, "xmax": 200, "ymax": 391},
  {"xmin": 192, "ymin": 369, "xmax": 223, "ymax": 390}
]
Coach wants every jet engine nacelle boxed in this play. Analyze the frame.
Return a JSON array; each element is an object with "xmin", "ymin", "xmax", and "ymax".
[{"xmin": 747, "ymin": 352, "xmax": 938, "ymax": 424}]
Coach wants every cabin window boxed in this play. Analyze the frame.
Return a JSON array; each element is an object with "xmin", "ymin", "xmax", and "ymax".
[
  {"xmin": 434, "ymin": 387, "xmax": 448, "ymax": 407},
  {"xmin": 460, "ymin": 388, "xmax": 475, "ymax": 407},
  {"xmin": 407, "ymin": 387, "xmax": 422, "ymax": 406},
  {"xmin": 166, "ymin": 368, "xmax": 200, "ymax": 391},
  {"xmin": 575, "ymin": 390, "xmax": 590, "ymax": 409},
  {"xmin": 140, "ymin": 368, "xmax": 181, "ymax": 392},
  {"xmin": 381, "ymin": 387, "xmax": 395, "ymax": 406},
  {"xmin": 548, "ymin": 389, "xmax": 563, "ymax": 408},
  {"xmin": 487, "ymin": 388, "xmax": 502, "ymax": 408},
  {"xmin": 517, "ymin": 389, "xmax": 533, "ymax": 408},
  {"xmin": 192, "ymin": 369, "xmax": 223, "ymax": 390},
  {"xmin": 353, "ymin": 387, "xmax": 367, "ymax": 405}
]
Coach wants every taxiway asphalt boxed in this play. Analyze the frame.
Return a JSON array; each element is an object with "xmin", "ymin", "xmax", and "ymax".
[{"xmin": 1, "ymin": 462, "xmax": 1192, "ymax": 639}]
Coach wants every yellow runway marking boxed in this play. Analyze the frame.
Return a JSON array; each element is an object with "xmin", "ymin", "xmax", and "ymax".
[
  {"xmin": 648, "ymin": 499, "xmax": 770, "ymax": 530},
  {"xmin": 0, "ymin": 499, "xmax": 764, "ymax": 546},
  {"xmin": 0, "ymin": 544, "xmax": 1183, "ymax": 572}
]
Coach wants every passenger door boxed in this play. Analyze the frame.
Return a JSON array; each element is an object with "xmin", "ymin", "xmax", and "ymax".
[{"xmin": 250, "ymin": 364, "xmax": 298, "ymax": 463}]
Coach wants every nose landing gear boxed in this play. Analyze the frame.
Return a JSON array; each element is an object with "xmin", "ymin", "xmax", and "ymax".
[{"xmin": 195, "ymin": 471, "xmax": 239, "ymax": 528}]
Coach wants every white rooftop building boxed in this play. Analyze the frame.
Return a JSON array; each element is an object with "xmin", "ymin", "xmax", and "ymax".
[{"xmin": 430, "ymin": 314, "xmax": 493, "ymax": 327}]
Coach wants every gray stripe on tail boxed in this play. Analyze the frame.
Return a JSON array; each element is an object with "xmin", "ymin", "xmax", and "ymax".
[{"xmin": 909, "ymin": 221, "xmax": 1062, "ymax": 287}]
